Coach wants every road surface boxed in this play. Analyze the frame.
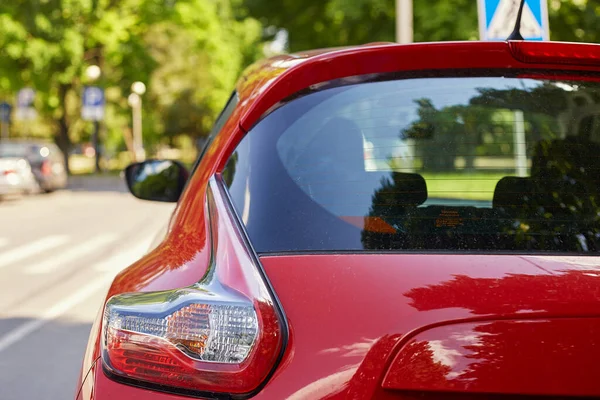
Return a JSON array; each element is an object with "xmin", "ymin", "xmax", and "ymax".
[{"xmin": 0, "ymin": 176, "xmax": 175, "ymax": 400}]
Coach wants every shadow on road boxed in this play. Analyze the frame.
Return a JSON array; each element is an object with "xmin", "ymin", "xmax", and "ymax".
[
  {"xmin": 67, "ymin": 175, "xmax": 129, "ymax": 193},
  {"xmin": 0, "ymin": 317, "xmax": 92, "ymax": 400}
]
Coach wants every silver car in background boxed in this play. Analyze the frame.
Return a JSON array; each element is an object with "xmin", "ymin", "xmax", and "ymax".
[
  {"xmin": 0, "ymin": 156, "xmax": 38, "ymax": 198},
  {"xmin": 0, "ymin": 140, "xmax": 68, "ymax": 193}
]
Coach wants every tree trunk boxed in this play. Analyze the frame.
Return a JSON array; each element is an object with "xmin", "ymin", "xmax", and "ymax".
[{"xmin": 55, "ymin": 84, "xmax": 72, "ymax": 175}]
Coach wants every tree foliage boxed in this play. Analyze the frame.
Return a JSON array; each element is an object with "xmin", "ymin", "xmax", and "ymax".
[
  {"xmin": 2, "ymin": 0, "xmax": 599, "ymax": 173},
  {"xmin": 245, "ymin": 0, "xmax": 600, "ymax": 52},
  {"xmin": 0, "ymin": 0, "xmax": 263, "ymax": 171}
]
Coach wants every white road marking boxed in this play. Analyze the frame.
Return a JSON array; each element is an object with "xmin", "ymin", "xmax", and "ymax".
[
  {"xmin": 0, "ymin": 235, "xmax": 70, "ymax": 270},
  {"xmin": 0, "ymin": 237, "xmax": 153, "ymax": 353},
  {"xmin": 94, "ymin": 238, "xmax": 150, "ymax": 273},
  {"xmin": 25, "ymin": 233, "xmax": 118, "ymax": 274},
  {"xmin": 0, "ymin": 276, "xmax": 110, "ymax": 353}
]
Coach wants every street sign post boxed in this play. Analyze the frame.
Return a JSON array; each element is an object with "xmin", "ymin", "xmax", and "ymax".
[
  {"xmin": 15, "ymin": 87, "xmax": 37, "ymax": 121},
  {"xmin": 82, "ymin": 86, "xmax": 105, "ymax": 173},
  {"xmin": 0, "ymin": 102, "xmax": 11, "ymax": 139},
  {"xmin": 0, "ymin": 102, "xmax": 11, "ymax": 123},
  {"xmin": 478, "ymin": 0, "xmax": 549, "ymax": 41},
  {"xmin": 82, "ymin": 86, "xmax": 105, "ymax": 121},
  {"xmin": 478, "ymin": 1, "xmax": 547, "ymax": 177}
]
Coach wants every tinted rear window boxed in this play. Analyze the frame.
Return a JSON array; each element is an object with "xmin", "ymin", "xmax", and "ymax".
[{"xmin": 223, "ymin": 73, "xmax": 600, "ymax": 254}]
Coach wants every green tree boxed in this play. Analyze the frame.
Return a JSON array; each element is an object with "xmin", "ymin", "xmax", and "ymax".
[
  {"xmin": 402, "ymin": 98, "xmax": 464, "ymax": 171},
  {"xmin": 548, "ymin": 0, "xmax": 600, "ymax": 42},
  {"xmin": 245, "ymin": 0, "xmax": 600, "ymax": 52},
  {"xmin": 146, "ymin": 1, "xmax": 262, "ymax": 144},
  {"xmin": 0, "ymin": 0, "xmax": 166, "ymax": 170},
  {"xmin": 0, "ymin": 0, "xmax": 263, "ymax": 171}
]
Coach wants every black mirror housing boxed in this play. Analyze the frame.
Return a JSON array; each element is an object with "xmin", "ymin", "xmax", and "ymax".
[{"xmin": 124, "ymin": 160, "xmax": 189, "ymax": 202}]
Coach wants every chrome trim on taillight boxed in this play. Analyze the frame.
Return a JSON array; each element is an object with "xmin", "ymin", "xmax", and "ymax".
[{"xmin": 100, "ymin": 177, "xmax": 288, "ymax": 398}]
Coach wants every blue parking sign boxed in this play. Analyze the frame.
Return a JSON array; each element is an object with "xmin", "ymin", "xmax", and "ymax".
[
  {"xmin": 83, "ymin": 86, "xmax": 105, "ymax": 107},
  {"xmin": 478, "ymin": 0, "xmax": 549, "ymax": 41},
  {"xmin": 82, "ymin": 86, "xmax": 105, "ymax": 121},
  {"xmin": 0, "ymin": 102, "xmax": 11, "ymax": 123}
]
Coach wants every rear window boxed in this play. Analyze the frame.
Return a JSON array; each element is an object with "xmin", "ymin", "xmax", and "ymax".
[
  {"xmin": 0, "ymin": 143, "xmax": 28, "ymax": 158},
  {"xmin": 0, "ymin": 142, "xmax": 58, "ymax": 162},
  {"xmin": 223, "ymin": 73, "xmax": 600, "ymax": 254}
]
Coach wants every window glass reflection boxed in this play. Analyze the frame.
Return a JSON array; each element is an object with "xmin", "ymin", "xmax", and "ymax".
[{"xmin": 224, "ymin": 74, "xmax": 600, "ymax": 254}]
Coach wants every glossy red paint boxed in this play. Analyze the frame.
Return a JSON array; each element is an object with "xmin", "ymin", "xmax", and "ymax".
[
  {"xmin": 509, "ymin": 40, "xmax": 600, "ymax": 66},
  {"xmin": 76, "ymin": 40, "xmax": 600, "ymax": 399},
  {"xmin": 255, "ymin": 254, "xmax": 600, "ymax": 399},
  {"xmin": 235, "ymin": 41, "xmax": 600, "ymax": 132},
  {"xmin": 383, "ymin": 318, "xmax": 600, "ymax": 396},
  {"xmin": 79, "ymin": 253, "xmax": 600, "ymax": 399},
  {"xmin": 77, "ymin": 103, "xmax": 248, "ymax": 383},
  {"xmin": 103, "ymin": 181, "xmax": 283, "ymax": 394}
]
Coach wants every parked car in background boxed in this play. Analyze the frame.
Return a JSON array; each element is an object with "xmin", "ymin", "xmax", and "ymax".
[
  {"xmin": 0, "ymin": 140, "xmax": 67, "ymax": 192},
  {"xmin": 77, "ymin": 40, "xmax": 600, "ymax": 400},
  {"xmin": 0, "ymin": 156, "xmax": 38, "ymax": 198}
]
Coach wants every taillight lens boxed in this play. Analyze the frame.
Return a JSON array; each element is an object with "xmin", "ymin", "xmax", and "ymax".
[
  {"xmin": 101, "ymin": 178, "xmax": 285, "ymax": 395},
  {"xmin": 4, "ymin": 170, "xmax": 19, "ymax": 185},
  {"xmin": 108, "ymin": 301, "xmax": 257, "ymax": 363},
  {"xmin": 103, "ymin": 287, "xmax": 262, "ymax": 391},
  {"xmin": 509, "ymin": 41, "xmax": 600, "ymax": 66},
  {"xmin": 41, "ymin": 160, "xmax": 52, "ymax": 176}
]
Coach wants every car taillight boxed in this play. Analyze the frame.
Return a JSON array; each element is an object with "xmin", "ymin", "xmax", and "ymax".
[
  {"xmin": 41, "ymin": 160, "xmax": 52, "ymax": 176},
  {"xmin": 3, "ymin": 169, "xmax": 16, "ymax": 175},
  {"xmin": 509, "ymin": 41, "xmax": 600, "ymax": 66},
  {"xmin": 101, "ymin": 178, "xmax": 286, "ymax": 396}
]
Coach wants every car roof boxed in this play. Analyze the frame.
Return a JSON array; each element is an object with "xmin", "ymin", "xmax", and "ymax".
[
  {"xmin": 235, "ymin": 42, "xmax": 395, "ymax": 104},
  {"xmin": 234, "ymin": 40, "xmax": 600, "ymax": 130},
  {"xmin": 1, "ymin": 139, "xmax": 55, "ymax": 147}
]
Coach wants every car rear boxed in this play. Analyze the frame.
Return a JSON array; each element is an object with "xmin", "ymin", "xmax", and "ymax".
[
  {"xmin": 0, "ymin": 141, "xmax": 67, "ymax": 192},
  {"xmin": 0, "ymin": 156, "xmax": 37, "ymax": 197},
  {"xmin": 27, "ymin": 143, "xmax": 68, "ymax": 191},
  {"xmin": 80, "ymin": 41, "xmax": 600, "ymax": 400},
  {"xmin": 220, "ymin": 44, "xmax": 600, "ymax": 398}
]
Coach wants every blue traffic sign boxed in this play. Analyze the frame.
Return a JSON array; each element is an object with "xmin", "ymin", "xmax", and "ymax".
[
  {"xmin": 478, "ymin": 0, "xmax": 549, "ymax": 41},
  {"xmin": 83, "ymin": 86, "xmax": 105, "ymax": 107},
  {"xmin": 82, "ymin": 86, "xmax": 105, "ymax": 121},
  {"xmin": 0, "ymin": 102, "xmax": 11, "ymax": 123}
]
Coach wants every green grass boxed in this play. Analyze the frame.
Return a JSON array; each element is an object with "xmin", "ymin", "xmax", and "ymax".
[
  {"xmin": 69, "ymin": 155, "xmax": 125, "ymax": 176},
  {"xmin": 70, "ymin": 169, "xmax": 122, "ymax": 177},
  {"xmin": 69, "ymin": 153, "xmax": 196, "ymax": 176},
  {"xmin": 421, "ymin": 172, "xmax": 506, "ymax": 201}
]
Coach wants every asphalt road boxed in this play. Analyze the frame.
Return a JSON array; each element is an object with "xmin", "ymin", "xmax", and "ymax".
[{"xmin": 0, "ymin": 176, "xmax": 175, "ymax": 400}]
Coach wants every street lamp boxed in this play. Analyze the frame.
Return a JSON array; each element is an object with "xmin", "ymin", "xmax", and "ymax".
[
  {"xmin": 129, "ymin": 81, "xmax": 146, "ymax": 161},
  {"xmin": 396, "ymin": 0, "xmax": 413, "ymax": 43},
  {"xmin": 86, "ymin": 65, "xmax": 102, "ymax": 81},
  {"xmin": 131, "ymin": 81, "xmax": 146, "ymax": 96}
]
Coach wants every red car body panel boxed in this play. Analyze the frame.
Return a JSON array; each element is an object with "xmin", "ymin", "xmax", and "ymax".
[
  {"xmin": 76, "ymin": 40, "xmax": 600, "ymax": 399},
  {"xmin": 80, "ymin": 253, "xmax": 600, "ymax": 399},
  {"xmin": 256, "ymin": 255, "xmax": 600, "ymax": 399},
  {"xmin": 383, "ymin": 318, "xmax": 600, "ymax": 396}
]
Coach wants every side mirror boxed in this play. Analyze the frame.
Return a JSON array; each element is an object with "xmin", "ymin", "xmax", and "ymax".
[{"xmin": 124, "ymin": 160, "xmax": 189, "ymax": 202}]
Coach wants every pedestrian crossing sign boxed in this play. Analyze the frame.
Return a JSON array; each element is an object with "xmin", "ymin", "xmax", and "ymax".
[{"xmin": 478, "ymin": 0, "xmax": 549, "ymax": 41}]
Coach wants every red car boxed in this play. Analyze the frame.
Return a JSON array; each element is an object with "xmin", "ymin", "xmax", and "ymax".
[{"xmin": 76, "ymin": 40, "xmax": 600, "ymax": 399}]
